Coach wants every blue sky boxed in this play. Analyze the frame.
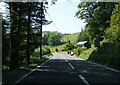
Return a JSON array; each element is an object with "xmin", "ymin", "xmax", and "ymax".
[
  {"xmin": 0, "ymin": 1, "xmax": 86, "ymax": 34},
  {"xmin": 43, "ymin": 1, "xmax": 86, "ymax": 34}
]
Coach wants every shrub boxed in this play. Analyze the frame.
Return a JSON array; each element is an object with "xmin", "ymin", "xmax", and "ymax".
[
  {"xmin": 64, "ymin": 43, "xmax": 74, "ymax": 51},
  {"xmin": 73, "ymin": 47, "xmax": 86, "ymax": 56},
  {"xmin": 42, "ymin": 46, "xmax": 51, "ymax": 55}
]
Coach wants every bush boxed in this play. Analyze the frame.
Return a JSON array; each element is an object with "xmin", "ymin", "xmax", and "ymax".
[
  {"xmin": 55, "ymin": 48, "xmax": 58, "ymax": 52},
  {"xmin": 73, "ymin": 47, "xmax": 86, "ymax": 56},
  {"xmin": 88, "ymin": 42, "xmax": 120, "ymax": 68},
  {"xmin": 42, "ymin": 46, "xmax": 51, "ymax": 55},
  {"xmin": 64, "ymin": 43, "xmax": 74, "ymax": 51}
]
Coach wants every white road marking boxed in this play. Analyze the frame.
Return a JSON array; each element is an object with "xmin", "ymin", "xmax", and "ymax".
[
  {"xmin": 66, "ymin": 59, "xmax": 68, "ymax": 62},
  {"xmin": 14, "ymin": 57, "xmax": 52, "ymax": 85},
  {"xmin": 64, "ymin": 57, "xmax": 75, "ymax": 70},
  {"xmin": 64, "ymin": 58, "xmax": 68, "ymax": 62},
  {"xmin": 68, "ymin": 63, "xmax": 75, "ymax": 70},
  {"xmin": 14, "ymin": 71, "xmax": 33, "ymax": 85},
  {"xmin": 63, "ymin": 56, "xmax": 75, "ymax": 70},
  {"xmin": 79, "ymin": 75, "xmax": 90, "ymax": 85},
  {"xmin": 85, "ymin": 61, "xmax": 120, "ymax": 73}
]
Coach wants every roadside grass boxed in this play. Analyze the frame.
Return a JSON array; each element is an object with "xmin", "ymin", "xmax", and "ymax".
[
  {"xmin": 2, "ymin": 54, "xmax": 53, "ymax": 85},
  {"xmin": 75, "ymin": 46, "xmax": 120, "ymax": 71},
  {"xmin": 49, "ymin": 44, "xmax": 67, "ymax": 53},
  {"xmin": 46, "ymin": 32, "xmax": 79, "ymax": 53},
  {"xmin": 77, "ymin": 47, "xmax": 97, "ymax": 60}
]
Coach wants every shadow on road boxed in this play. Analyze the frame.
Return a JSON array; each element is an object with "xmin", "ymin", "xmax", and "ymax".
[{"xmin": 3, "ymin": 57, "xmax": 120, "ymax": 85}]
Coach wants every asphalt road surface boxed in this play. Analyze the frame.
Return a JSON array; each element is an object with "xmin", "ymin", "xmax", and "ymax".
[{"xmin": 15, "ymin": 53, "xmax": 120, "ymax": 85}]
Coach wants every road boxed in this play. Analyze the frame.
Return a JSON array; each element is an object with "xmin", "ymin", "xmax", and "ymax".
[{"xmin": 16, "ymin": 53, "xmax": 120, "ymax": 85}]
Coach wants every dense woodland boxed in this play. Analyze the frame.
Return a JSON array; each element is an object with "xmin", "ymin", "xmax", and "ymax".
[
  {"xmin": 1, "ymin": 1, "xmax": 120, "ymax": 71},
  {"xmin": 76, "ymin": 2, "xmax": 120, "ymax": 68},
  {"xmin": 2, "ymin": 1, "xmax": 59, "ymax": 70}
]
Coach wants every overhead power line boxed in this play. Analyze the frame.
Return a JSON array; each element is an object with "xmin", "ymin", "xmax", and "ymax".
[{"xmin": 46, "ymin": 12, "xmax": 60, "ymax": 32}]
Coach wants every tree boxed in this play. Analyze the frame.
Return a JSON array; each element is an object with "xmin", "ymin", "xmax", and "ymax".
[
  {"xmin": 42, "ymin": 31, "xmax": 51, "ymax": 45},
  {"xmin": 2, "ymin": 1, "xmax": 57, "ymax": 70},
  {"xmin": 9, "ymin": 2, "xmax": 19, "ymax": 69},
  {"xmin": 2, "ymin": 18, "xmax": 10, "ymax": 66},
  {"xmin": 105, "ymin": 2, "xmax": 120, "ymax": 44},
  {"xmin": 77, "ymin": 28, "xmax": 89, "ymax": 42},
  {"xmin": 48, "ymin": 31, "xmax": 62, "ymax": 45},
  {"xmin": 64, "ymin": 43, "xmax": 74, "ymax": 51},
  {"xmin": 26, "ymin": 2, "xmax": 32, "ymax": 64},
  {"xmin": 75, "ymin": 2, "xmax": 116, "ymax": 42}
]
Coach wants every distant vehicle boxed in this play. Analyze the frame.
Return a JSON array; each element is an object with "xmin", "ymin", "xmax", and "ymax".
[
  {"xmin": 68, "ymin": 51, "xmax": 75, "ymax": 56},
  {"xmin": 70, "ymin": 52, "xmax": 74, "ymax": 56}
]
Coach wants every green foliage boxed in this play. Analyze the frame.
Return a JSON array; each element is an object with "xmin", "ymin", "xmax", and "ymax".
[
  {"xmin": 55, "ymin": 48, "xmax": 58, "ymax": 52},
  {"xmin": 76, "ymin": 2, "xmax": 116, "ymax": 42},
  {"xmin": 30, "ymin": 46, "xmax": 51, "ymax": 63},
  {"xmin": 3, "ymin": 2, "xmax": 57, "ymax": 70},
  {"xmin": 94, "ymin": 37, "xmax": 100, "ymax": 47},
  {"xmin": 48, "ymin": 31, "xmax": 62, "ymax": 45},
  {"xmin": 75, "ymin": 2, "xmax": 120, "ymax": 70},
  {"xmin": 105, "ymin": 2, "xmax": 120, "ymax": 44},
  {"xmin": 42, "ymin": 31, "xmax": 51, "ymax": 45},
  {"xmin": 64, "ymin": 43, "xmax": 74, "ymax": 51},
  {"xmin": 77, "ymin": 28, "xmax": 89, "ymax": 42},
  {"xmin": 42, "ymin": 31, "xmax": 63, "ymax": 46},
  {"xmin": 62, "ymin": 32, "xmax": 79, "ymax": 44},
  {"xmin": 78, "ymin": 47, "xmax": 96, "ymax": 60},
  {"xmin": 49, "ymin": 43, "xmax": 67, "ymax": 53},
  {"xmin": 42, "ymin": 46, "xmax": 51, "ymax": 55},
  {"xmin": 88, "ymin": 42, "xmax": 120, "ymax": 68},
  {"xmin": 73, "ymin": 47, "xmax": 86, "ymax": 56}
]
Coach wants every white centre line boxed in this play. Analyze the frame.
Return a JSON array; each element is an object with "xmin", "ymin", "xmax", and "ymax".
[
  {"xmin": 63, "ymin": 57, "xmax": 68, "ymax": 63},
  {"xmin": 68, "ymin": 63, "xmax": 75, "ymax": 70},
  {"xmin": 79, "ymin": 75, "xmax": 90, "ymax": 85},
  {"xmin": 64, "ymin": 56, "xmax": 75, "ymax": 70},
  {"xmin": 65, "ymin": 59, "xmax": 68, "ymax": 62}
]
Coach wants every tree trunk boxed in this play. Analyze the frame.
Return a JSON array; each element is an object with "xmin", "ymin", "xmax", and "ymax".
[
  {"xmin": 9, "ymin": 2, "xmax": 19, "ymax": 70},
  {"xmin": 26, "ymin": 2, "xmax": 31, "ymax": 64}
]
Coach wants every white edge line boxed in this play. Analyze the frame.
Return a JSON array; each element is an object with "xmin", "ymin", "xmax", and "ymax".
[
  {"xmin": 75, "ymin": 55, "xmax": 119, "ymax": 73},
  {"xmin": 79, "ymin": 75, "xmax": 90, "ymax": 85},
  {"xmin": 68, "ymin": 63, "xmax": 75, "ymax": 70},
  {"xmin": 14, "ymin": 57, "xmax": 52, "ymax": 85},
  {"xmin": 86, "ymin": 60, "xmax": 120, "ymax": 73}
]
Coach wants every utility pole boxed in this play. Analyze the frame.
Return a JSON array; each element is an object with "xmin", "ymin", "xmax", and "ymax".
[{"xmin": 40, "ymin": 2, "xmax": 43, "ymax": 59}]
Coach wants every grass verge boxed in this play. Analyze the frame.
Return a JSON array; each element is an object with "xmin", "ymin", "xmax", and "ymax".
[
  {"xmin": 2, "ymin": 54, "xmax": 53, "ymax": 85},
  {"xmin": 76, "ymin": 47, "xmax": 120, "ymax": 71}
]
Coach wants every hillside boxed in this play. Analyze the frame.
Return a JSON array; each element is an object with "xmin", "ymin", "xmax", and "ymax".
[{"xmin": 62, "ymin": 32, "xmax": 80, "ymax": 44}]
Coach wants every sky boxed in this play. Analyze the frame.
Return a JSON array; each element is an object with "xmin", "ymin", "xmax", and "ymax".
[
  {"xmin": 0, "ymin": 1, "xmax": 86, "ymax": 34},
  {"xmin": 43, "ymin": 1, "xmax": 86, "ymax": 34}
]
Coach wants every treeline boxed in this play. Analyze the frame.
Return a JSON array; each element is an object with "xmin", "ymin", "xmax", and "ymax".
[
  {"xmin": 2, "ymin": 1, "xmax": 57, "ymax": 70},
  {"xmin": 42, "ymin": 31, "xmax": 62, "ymax": 46},
  {"xmin": 76, "ymin": 2, "xmax": 120, "ymax": 67}
]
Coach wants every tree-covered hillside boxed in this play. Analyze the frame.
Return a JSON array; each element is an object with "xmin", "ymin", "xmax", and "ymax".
[{"xmin": 75, "ymin": 2, "xmax": 120, "ymax": 69}]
